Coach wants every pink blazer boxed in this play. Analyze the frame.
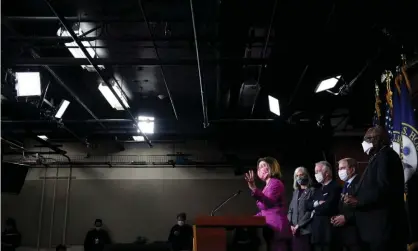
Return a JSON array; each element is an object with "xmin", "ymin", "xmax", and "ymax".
[{"xmin": 252, "ymin": 178, "xmax": 291, "ymax": 239}]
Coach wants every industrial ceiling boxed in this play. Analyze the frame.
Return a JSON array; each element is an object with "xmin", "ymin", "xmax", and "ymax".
[{"xmin": 2, "ymin": 0, "xmax": 418, "ymax": 147}]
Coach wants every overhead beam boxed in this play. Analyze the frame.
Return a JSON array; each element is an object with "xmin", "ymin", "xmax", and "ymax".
[
  {"xmin": 5, "ymin": 35, "xmax": 272, "ymax": 43},
  {"xmin": 3, "ymin": 16, "xmax": 219, "ymax": 23},
  {"xmin": 43, "ymin": 0, "xmax": 152, "ymax": 147},
  {"xmin": 1, "ymin": 118, "xmax": 275, "ymax": 124},
  {"xmin": 7, "ymin": 58, "xmax": 271, "ymax": 67}
]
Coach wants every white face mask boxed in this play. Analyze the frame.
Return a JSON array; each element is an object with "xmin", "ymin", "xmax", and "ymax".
[
  {"xmin": 177, "ymin": 221, "xmax": 185, "ymax": 226},
  {"xmin": 362, "ymin": 141, "xmax": 373, "ymax": 155},
  {"xmin": 338, "ymin": 169, "xmax": 348, "ymax": 181},
  {"xmin": 315, "ymin": 173, "xmax": 324, "ymax": 183}
]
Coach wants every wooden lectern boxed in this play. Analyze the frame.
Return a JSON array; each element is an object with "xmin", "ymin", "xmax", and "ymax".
[{"xmin": 193, "ymin": 216, "xmax": 265, "ymax": 251}]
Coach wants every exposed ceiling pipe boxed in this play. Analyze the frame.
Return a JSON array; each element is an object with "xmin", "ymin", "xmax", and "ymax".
[
  {"xmin": 138, "ymin": 0, "xmax": 178, "ymax": 120},
  {"xmin": 28, "ymin": 131, "xmax": 67, "ymax": 155},
  {"xmin": 189, "ymin": 0, "xmax": 209, "ymax": 128},
  {"xmin": 6, "ymin": 35, "xmax": 271, "ymax": 43},
  {"xmin": 38, "ymin": 81, "xmax": 51, "ymax": 109},
  {"xmin": 43, "ymin": 0, "xmax": 152, "ymax": 147},
  {"xmin": 1, "ymin": 118, "xmax": 275, "ymax": 124},
  {"xmin": 1, "ymin": 137, "xmax": 28, "ymax": 151},
  {"xmin": 250, "ymin": 0, "xmax": 279, "ymax": 116},
  {"xmin": 7, "ymin": 57, "xmax": 272, "ymax": 66},
  {"xmin": 2, "ymin": 19, "xmax": 107, "ymax": 130},
  {"xmin": 3, "ymin": 16, "xmax": 220, "ymax": 23}
]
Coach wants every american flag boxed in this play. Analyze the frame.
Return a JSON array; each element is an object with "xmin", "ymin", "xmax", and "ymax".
[
  {"xmin": 373, "ymin": 109, "xmax": 380, "ymax": 126},
  {"xmin": 385, "ymin": 100, "xmax": 394, "ymax": 141}
]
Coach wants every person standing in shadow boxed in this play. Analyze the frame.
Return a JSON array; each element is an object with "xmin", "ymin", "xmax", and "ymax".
[
  {"xmin": 1, "ymin": 218, "xmax": 21, "ymax": 251},
  {"xmin": 168, "ymin": 213, "xmax": 193, "ymax": 251},
  {"xmin": 84, "ymin": 219, "xmax": 111, "ymax": 251}
]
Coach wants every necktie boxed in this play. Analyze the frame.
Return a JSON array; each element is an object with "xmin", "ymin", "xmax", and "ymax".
[{"xmin": 342, "ymin": 182, "xmax": 349, "ymax": 194}]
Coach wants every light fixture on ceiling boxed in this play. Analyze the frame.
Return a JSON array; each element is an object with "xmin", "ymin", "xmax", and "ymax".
[
  {"xmin": 54, "ymin": 100, "xmax": 70, "ymax": 119},
  {"xmin": 98, "ymin": 82, "xmax": 129, "ymax": 110},
  {"xmin": 315, "ymin": 75, "xmax": 341, "ymax": 93},
  {"xmin": 37, "ymin": 135, "xmax": 48, "ymax": 141},
  {"xmin": 268, "ymin": 95, "xmax": 280, "ymax": 116},
  {"xmin": 57, "ymin": 26, "xmax": 104, "ymax": 72},
  {"xmin": 15, "ymin": 72, "xmax": 42, "ymax": 97},
  {"xmin": 133, "ymin": 136, "xmax": 145, "ymax": 142},
  {"xmin": 137, "ymin": 116, "xmax": 155, "ymax": 134}
]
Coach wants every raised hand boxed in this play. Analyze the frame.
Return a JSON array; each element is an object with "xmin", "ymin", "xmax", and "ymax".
[{"xmin": 244, "ymin": 170, "xmax": 257, "ymax": 191}]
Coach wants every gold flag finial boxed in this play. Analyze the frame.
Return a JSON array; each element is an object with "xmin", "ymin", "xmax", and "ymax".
[{"xmin": 382, "ymin": 70, "xmax": 393, "ymax": 111}]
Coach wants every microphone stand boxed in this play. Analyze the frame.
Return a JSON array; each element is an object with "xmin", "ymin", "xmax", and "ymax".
[{"xmin": 210, "ymin": 190, "xmax": 242, "ymax": 216}]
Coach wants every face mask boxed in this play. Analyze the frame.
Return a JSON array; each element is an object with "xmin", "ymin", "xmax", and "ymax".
[
  {"xmin": 362, "ymin": 141, "xmax": 373, "ymax": 155},
  {"xmin": 338, "ymin": 169, "xmax": 348, "ymax": 181},
  {"xmin": 296, "ymin": 177, "xmax": 308, "ymax": 186},
  {"xmin": 95, "ymin": 227, "xmax": 101, "ymax": 231},
  {"xmin": 257, "ymin": 169, "xmax": 269, "ymax": 181},
  {"xmin": 177, "ymin": 221, "xmax": 185, "ymax": 226},
  {"xmin": 315, "ymin": 173, "xmax": 324, "ymax": 183}
]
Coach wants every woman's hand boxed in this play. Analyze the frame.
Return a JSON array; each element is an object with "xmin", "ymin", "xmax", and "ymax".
[{"xmin": 244, "ymin": 170, "xmax": 257, "ymax": 191}]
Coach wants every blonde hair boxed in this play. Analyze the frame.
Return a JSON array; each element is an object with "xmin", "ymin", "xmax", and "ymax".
[
  {"xmin": 257, "ymin": 157, "xmax": 282, "ymax": 179},
  {"xmin": 293, "ymin": 167, "xmax": 313, "ymax": 190}
]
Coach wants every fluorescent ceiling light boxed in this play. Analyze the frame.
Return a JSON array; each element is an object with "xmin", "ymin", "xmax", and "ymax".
[
  {"xmin": 268, "ymin": 95, "xmax": 280, "ymax": 116},
  {"xmin": 57, "ymin": 27, "xmax": 104, "ymax": 71},
  {"xmin": 38, "ymin": 135, "xmax": 48, "ymax": 141},
  {"xmin": 98, "ymin": 82, "xmax": 129, "ymax": 110},
  {"xmin": 137, "ymin": 116, "xmax": 155, "ymax": 134},
  {"xmin": 55, "ymin": 100, "xmax": 70, "ymax": 119},
  {"xmin": 15, "ymin": 72, "xmax": 41, "ymax": 97},
  {"xmin": 315, "ymin": 75, "xmax": 341, "ymax": 93},
  {"xmin": 133, "ymin": 136, "xmax": 145, "ymax": 142}
]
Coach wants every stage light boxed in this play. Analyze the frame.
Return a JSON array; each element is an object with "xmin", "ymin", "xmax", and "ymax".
[
  {"xmin": 57, "ymin": 27, "xmax": 104, "ymax": 72},
  {"xmin": 37, "ymin": 135, "xmax": 48, "ymax": 141},
  {"xmin": 98, "ymin": 82, "xmax": 129, "ymax": 110},
  {"xmin": 133, "ymin": 136, "xmax": 145, "ymax": 142},
  {"xmin": 137, "ymin": 116, "xmax": 154, "ymax": 134},
  {"xmin": 15, "ymin": 72, "xmax": 41, "ymax": 97},
  {"xmin": 54, "ymin": 100, "xmax": 70, "ymax": 119},
  {"xmin": 268, "ymin": 95, "xmax": 280, "ymax": 116},
  {"xmin": 315, "ymin": 76, "xmax": 341, "ymax": 93}
]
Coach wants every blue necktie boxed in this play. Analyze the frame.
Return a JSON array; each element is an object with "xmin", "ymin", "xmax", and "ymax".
[{"xmin": 342, "ymin": 182, "xmax": 349, "ymax": 194}]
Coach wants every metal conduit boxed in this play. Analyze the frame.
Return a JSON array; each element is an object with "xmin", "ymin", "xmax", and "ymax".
[
  {"xmin": 62, "ymin": 166, "xmax": 72, "ymax": 244},
  {"xmin": 48, "ymin": 167, "xmax": 59, "ymax": 248},
  {"xmin": 36, "ymin": 167, "xmax": 47, "ymax": 251},
  {"xmin": 250, "ymin": 0, "xmax": 279, "ymax": 116},
  {"xmin": 189, "ymin": 0, "xmax": 209, "ymax": 128},
  {"xmin": 138, "ymin": 0, "xmax": 178, "ymax": 121}
]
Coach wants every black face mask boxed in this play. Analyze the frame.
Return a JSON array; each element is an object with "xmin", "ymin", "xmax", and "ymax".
[{"xmin": 296, "ymin": 177, "xmax": 309, "ymax": 186}]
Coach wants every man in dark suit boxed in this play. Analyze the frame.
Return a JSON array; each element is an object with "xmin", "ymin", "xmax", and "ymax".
[
  {"xmin": 307, "ymin": 161, "xmax": 341, "ymax": 251},
  {"xmin": 331, "ymin": 158, "xmax": 361, "ymax": 251},
  {"xmin": 344, "ymin": 126, "xmax": 408, "ymax": 251}
]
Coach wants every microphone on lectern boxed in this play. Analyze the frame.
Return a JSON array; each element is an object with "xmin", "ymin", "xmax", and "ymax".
[{"xmin": 210, "ymin": 190, "xmax": 242, "ymax": 216}]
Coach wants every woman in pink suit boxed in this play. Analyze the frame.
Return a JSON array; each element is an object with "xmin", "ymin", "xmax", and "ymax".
[{"xmin": 245, "ymin": 157, "xmax": 291, "ymax": 251}]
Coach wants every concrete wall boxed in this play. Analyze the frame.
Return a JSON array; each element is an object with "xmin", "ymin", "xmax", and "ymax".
[{"xmin": 2, "ymin": 138, "xmax": 365, "ymax": 248}]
